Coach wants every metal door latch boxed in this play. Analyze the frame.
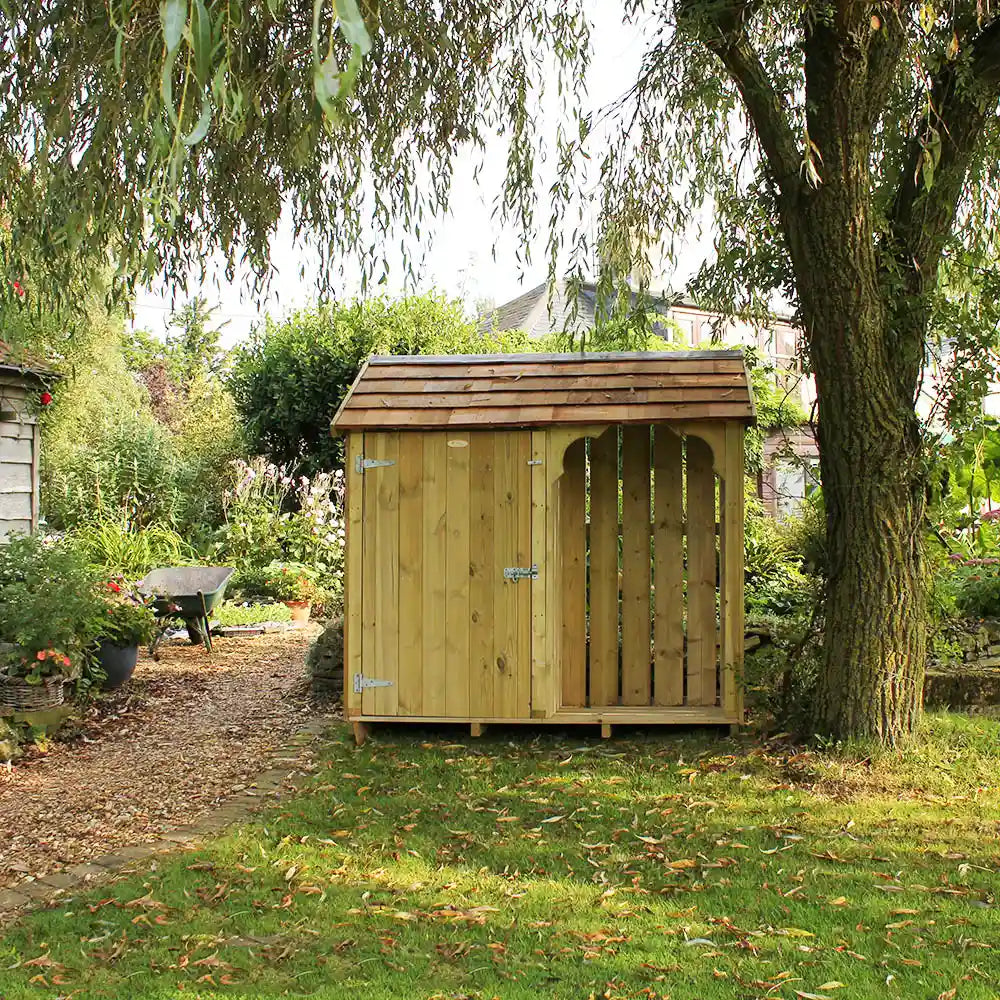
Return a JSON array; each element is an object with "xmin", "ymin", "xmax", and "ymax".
[
  {"xmin": 353, "ymin": 673, "xmax": 395, "ymax": 693},
  {"xmin": 503, "ymin": 565, "xmax": 539, "ymax": 581}
]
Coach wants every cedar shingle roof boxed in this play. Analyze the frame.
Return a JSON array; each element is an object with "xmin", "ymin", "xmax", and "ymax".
[{"xmin": 332, "ymin": 351, "xmax": 755, "ymax": 431}]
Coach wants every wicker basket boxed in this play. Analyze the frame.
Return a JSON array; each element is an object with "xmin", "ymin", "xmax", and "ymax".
[{"xmin": 0, "ymin": 674, "xmax": 66, "ymax": 711}]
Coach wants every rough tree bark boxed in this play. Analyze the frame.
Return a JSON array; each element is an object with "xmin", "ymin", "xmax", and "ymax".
[{"xmin": 689, "ymin": 1, "xmax": 1000, "ymax": 742}]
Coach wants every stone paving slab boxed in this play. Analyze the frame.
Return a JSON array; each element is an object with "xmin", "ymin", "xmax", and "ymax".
[{"xmin": 0, "ymin": 715, "xmax": 338, "ymax": 928}]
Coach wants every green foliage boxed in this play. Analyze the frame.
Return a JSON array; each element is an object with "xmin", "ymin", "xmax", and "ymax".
[
  {"xmin": 99, "ymin": 583, "xmax": 158, "ymax": 647},
  {"xmin": 936, "ymin": 558, "xmax": 1000, "ymax": 620},
  {"xmin": 259, "ymin": 562, "xmax": 322, "ymax": 603},
  {"xmin": 213, "ymin": 601, "xmax": 293, "ymax": 627},
  {"xmin": 0, "ymin": 537, "xmax": 105, "ymax": 681},
  {"xmin": 218, "ymin": 459, "xmax": 345, "ymax": 610},
  {"xmin": 229, "ymin": 295, "xmax": 532, "ymax": 474},
  {"xmin": 0, "ymin": 3, "xmax": 581, "ymax": 308},
  {"xmin": 72, "ymin": 519, "xmax": 197, "ymax": 579}
]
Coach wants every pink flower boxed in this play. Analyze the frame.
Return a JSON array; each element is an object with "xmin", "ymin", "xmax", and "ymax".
[
  {"xmin": 62, "ymin": 655, "xmax": 71, "ymax": 667},
  {"xmin": 36, "ymin": 650, "xmax": 45, "ymax": 661}
]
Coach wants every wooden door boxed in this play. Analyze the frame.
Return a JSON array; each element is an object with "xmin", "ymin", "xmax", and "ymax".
[{"xmin": 359, "ymin": 430, "xmax": 532, "ymax": 719}]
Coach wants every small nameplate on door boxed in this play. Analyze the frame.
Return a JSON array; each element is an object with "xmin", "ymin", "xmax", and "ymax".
[{"xmin": 447, "ymin": 439, "xmax": 469, "ymax": 448}]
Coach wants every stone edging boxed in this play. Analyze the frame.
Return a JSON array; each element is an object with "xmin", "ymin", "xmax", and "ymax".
[{"xmin": 0, "ymin": 715, "xmax": 336, "ymax": 927}]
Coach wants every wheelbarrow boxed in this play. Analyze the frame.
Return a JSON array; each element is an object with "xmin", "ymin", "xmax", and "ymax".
[{"xmin": 138, "ymin": 566, "xmax": 235, "ymax": 656}]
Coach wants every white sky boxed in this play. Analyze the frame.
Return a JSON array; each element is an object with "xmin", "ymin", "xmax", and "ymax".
[{"xmin": 132, "ymin": 3, "xmax": 688, "ymax": 347}]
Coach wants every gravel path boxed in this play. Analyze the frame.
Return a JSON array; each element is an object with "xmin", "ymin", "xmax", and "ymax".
[{"xmin": 0, "ymin": 626, "xmax": 334, "ymax": 890}]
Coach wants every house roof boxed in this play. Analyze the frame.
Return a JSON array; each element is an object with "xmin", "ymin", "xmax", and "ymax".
[
  {"xmin": 479, "ymin": 281, "xmax": 682, "ymax": 338},
  {"xmin": 479, "ymin": 280, "xmax": 796, "ymax": 336},
  {"xmin": 332, "ymin": 351, "xmax": 755, "ymax": 431},
  {"xmin": 0, "ymin": 339, "xmax": 52, "ymax": 381}
]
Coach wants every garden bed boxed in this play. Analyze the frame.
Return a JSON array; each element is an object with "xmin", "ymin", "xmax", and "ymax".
[{"xmin": 0, "ymin": 626, "xmax": 335, "ymax": 891}]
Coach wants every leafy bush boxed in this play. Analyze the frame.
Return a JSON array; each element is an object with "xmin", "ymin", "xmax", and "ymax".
[
  {"xmin": 73, "ymin": 518, "xmax": 197, "ymax": 578},
  {"xmin": 99, "ymin": 580, "xmax": 158, "ymax": 646},
  {"xmin": 218, "ymin": 459, "xmax": 344, "ymax": 611},
  {"xmin": 213, "ymin": 601, "xmax": 292, "ymax": 627},
  {"xmin": 937, "ymin": 557, "xmax": 1000, "ymax": 619},
  {"xmin": 0, "ymin": 536, "xmax": 105, "ymax": 682},
  {"xmin": 228, "ymin": 295, "xmax": 532, "ymax": 474}
]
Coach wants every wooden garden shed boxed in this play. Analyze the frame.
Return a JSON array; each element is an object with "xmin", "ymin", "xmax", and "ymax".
[
  {"xmin": 332, "ymin": 351, "xmax": 754, "ymax": 742},
  {"xmin": 0, "ymin": 341, "xmax": 50, "ymax": 541}
]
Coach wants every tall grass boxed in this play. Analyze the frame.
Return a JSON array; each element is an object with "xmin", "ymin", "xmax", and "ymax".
[{"xmin": 73, "ymin": 518, "xmax": 197, "ymax": 578}]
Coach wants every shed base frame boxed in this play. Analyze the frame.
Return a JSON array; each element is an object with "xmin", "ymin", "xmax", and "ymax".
[{"xmin": 349, "ymin": 706, "xmax": 742, "ymax": 744}]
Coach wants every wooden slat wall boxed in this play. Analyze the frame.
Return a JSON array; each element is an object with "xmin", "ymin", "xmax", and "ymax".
[
  {"xmin": 653, "ymin": 428, "xmax": 684, "ymax": 705},
  {"xmin": 723, "ymin": 422, "xmax": 746, "ymax": 720},
  {"xmin": 372, "ymin": 433, "xmax": 400, "ymax": 716},
  {"xmin": 685, "ymin": 436, "xmax": 718, "ymax": 706},
  {"xmin": 560, "ymin": 438, "xmax": 587, "ymax": 707},
  {"xmin": 396, "ymin": 434, "xmax": 424, "ymax": 716},
  {"xmin": 345, "ymin": 433, "xmax": 364, "ymax": 718},
  {"xmin": 446, "ymin": 436, "xmax": 472, "ymax": 718},
  {"xmin": 420, "ymin": 434, "xmax": 449, "ymax": 716},
  {"xmin": 530, "ymin": 431, "xmax": 556, "ymax": 717},
  {"xmin": 588, "ymin": 429, "xmax": 620, "ymax": 707},
  {"xmin": 621, "ymin": 426, "xmax": 652, "ymax": 706},
  {"xmin": 514, "ymin": 434, "xmax": 532, "ymax": 719},
  {"xmin": 469, "ymin": 433, "xmax": 496, "ymax": 717}
]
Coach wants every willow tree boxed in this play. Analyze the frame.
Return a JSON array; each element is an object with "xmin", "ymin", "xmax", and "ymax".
[{"xmin": 3, "ymin": 1, "xmax": 1000, "ymax": 742}]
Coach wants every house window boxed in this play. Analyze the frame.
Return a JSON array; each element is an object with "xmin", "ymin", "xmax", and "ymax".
[{"xmin": 774, "ymin": 457, "xmax": 820, "ymax": 519}]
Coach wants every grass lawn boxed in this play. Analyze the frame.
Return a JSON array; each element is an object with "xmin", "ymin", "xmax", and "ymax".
[{"xmin": 1, "ymin": 713, "xmax": 998, "ymax": 1000}]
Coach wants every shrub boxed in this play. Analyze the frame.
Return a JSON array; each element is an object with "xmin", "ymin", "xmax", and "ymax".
[
  {"xmin": 228, "ymin": 295, "xmax": 532, "ymax": 475},
  {"xmin": 73, "ymin": 518, "xmax": 197, "ymax": 578},
  {"xmin": 217, "ymin": 459, "xmax": 344, "ymax": 611},
  {"xmin": 98, "ymin": 579, "xmax": 158, "ymax": 646},
  {"xmin": 0, "ymin": 536, "xmax": 105, "ymax": 682},
  {"xmin": 213, "ymin": 601, "xmax": 292, "ymax": 627}
]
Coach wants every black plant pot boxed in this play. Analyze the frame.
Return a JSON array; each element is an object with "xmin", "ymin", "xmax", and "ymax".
[{"xmin": 97, "ymin": 642, "xmax": 140, "ymax": 690}]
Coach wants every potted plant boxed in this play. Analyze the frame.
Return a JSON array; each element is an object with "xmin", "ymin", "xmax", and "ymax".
[
  {"xmin": 263, "ymin": 563, "xmax": 321, "ymax": 622},
  {"xmin": 0, "ymin": 536, "xmax": 103, "ymax": 709},
  {"xmin": 95, "ymin": 580, "xmax": 157, "ymax": 689}
]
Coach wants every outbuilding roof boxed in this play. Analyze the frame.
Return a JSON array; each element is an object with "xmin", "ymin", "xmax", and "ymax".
[{"xmin": 332, "ymin": 350, "xmax": 755, "ymax": 431}]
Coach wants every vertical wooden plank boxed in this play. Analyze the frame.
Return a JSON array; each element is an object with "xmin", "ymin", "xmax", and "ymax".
[
  {"xmin": 396, "ymin": 433, "xmax": 424, "ymax": 717},
  {"xmin": 514, "ymin": 431, "xmax": 532, "ymax": 719},
  {"xmin": 686, "ymin": 435, "xmax": 718, "ymax": 706},
  {"xmin": 530, "ymin": 430, "xmax": 555, "ymax": 717},
  {"xmin": 469, "ymin": 432, "xmax": 495, "ymax": 717},
  {"xmin": 30, "ymin": 423, "xmax": 40, "ymax": 531},
  {"xmin": 360, "ymin": 435, "xmax": 379, "ymax": 715},
  {"xmin": 653, "ymin": 427, "xmax": 684, "ymax": 705},
  {"xmin": 723, "ymin": 422, "xmax": 746, "ymax": 720},
  {"xmin": 373, "ymin": 432, "xmax": 399, "ymax": 716},
  {"xmin": 345, "ymin": 433, "xmax": 364, "ymax": 719},
  {"xmin": 621, "ymin": 425, "xmax": 652, "ymax": 706},
  {"xmin": 446, "ymin": 434, "xmax": 472, "ymax": 718},
  {"xmin": 494, "ymin": 433, "xmax": 519, "ymax": 717},
  {"xmin": 588, "ymin": 428, "xmax": 620, "ymax": 707},
  {"xmin": 421, "ymin": 433, "xmax": 449, "ymax": 716},
  {"xmin": 560, "ymin": 437, "xmax": 587, "ymax": 707}
]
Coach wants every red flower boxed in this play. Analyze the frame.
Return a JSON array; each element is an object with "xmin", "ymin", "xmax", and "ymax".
[
  {"xmin": 40, "ymin": 391, "xmax": 53, "ymax": 406},
  {"xmin": 36, "ymin": 650, "xmax": 46, "ymax": 661},
  {"xmin": 11, "ymin": 280, "xmax": 24, "ymax": 299},
  {"xmin": 61, "ymin": 655, "xmax": 71, "ymax": 667},
  {"xmin": 107, "ymin": 581, "xmax": 121, "ymax": 593}
]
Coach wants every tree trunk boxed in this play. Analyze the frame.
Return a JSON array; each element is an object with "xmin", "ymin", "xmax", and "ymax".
[{"xmin": 803, "ymin": 300, "xmax": 928, "ymax": 745}]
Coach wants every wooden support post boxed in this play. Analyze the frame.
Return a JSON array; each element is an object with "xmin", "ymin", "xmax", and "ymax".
[
  {"xmin": 352, "ymin": 721, "xmax": 370, "ymax": 746},
  {"xmin": 470, "ymin": 722, "xmax": 486, "ymax": 738},
  {"xmin": 600, "ymin": 721, "xmax": 612, "ymax": 739}
]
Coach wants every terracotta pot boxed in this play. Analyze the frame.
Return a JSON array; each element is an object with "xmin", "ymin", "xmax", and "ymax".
[{"xmin": 284, "ymin": 600, "xmax": 312, "ymax": 623}]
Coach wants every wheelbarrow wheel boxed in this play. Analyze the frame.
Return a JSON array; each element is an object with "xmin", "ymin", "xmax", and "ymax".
[{"xmin": 185, "ymin": 618, "xmax": 206, "ymax": 646}]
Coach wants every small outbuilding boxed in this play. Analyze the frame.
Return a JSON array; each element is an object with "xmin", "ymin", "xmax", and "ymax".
[
  {"xmin": 332, "ymin": 351, "xmax": 754, "ymax": 742},
  {"xmin": 0, "ymin": 341, "xmax": 51, "ymax": 541}
]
